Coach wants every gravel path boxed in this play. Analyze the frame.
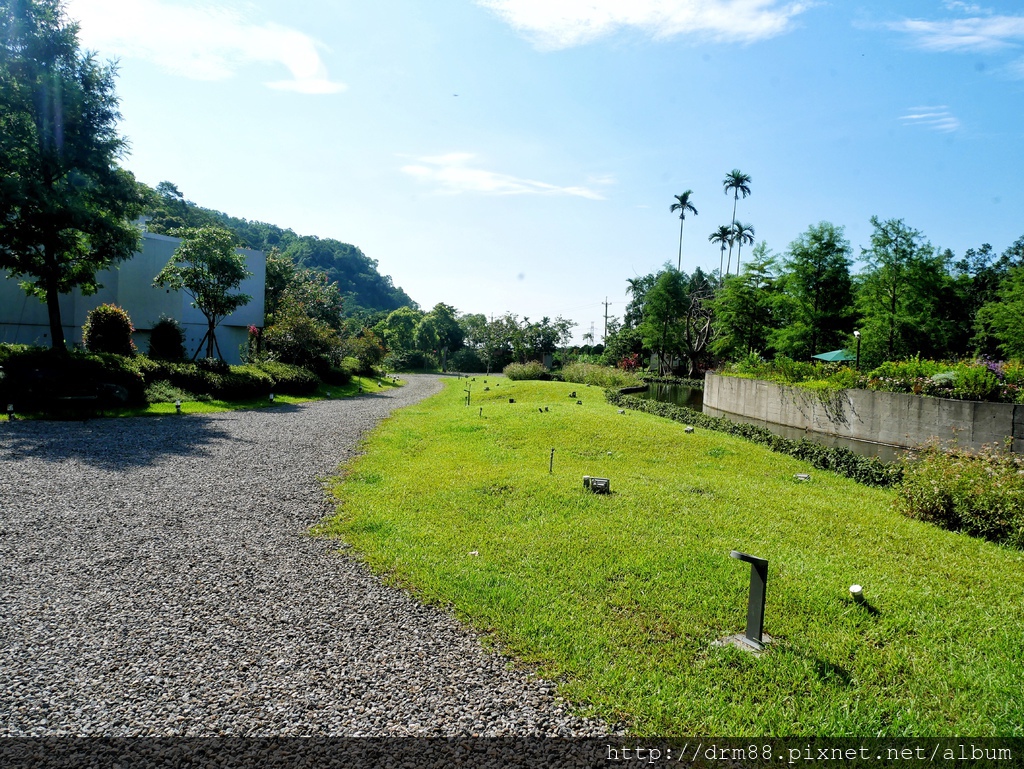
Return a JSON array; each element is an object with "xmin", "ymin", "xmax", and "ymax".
[{"xmin": 0, "ymin": 376, "xmax": 612, "ymax": 737}]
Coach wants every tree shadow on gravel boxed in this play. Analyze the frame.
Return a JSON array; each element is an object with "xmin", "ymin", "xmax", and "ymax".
[{"xmin": 0, "ymin": 414, "xmax": 238, "ymax": 470}]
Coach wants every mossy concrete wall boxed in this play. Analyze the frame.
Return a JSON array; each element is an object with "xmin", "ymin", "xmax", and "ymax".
[{"xmin": 703, "ymin": 373, "xmax": 1024, "ymax": 453}]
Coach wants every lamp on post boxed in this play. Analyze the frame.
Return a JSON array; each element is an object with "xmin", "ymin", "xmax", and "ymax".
[{"xmin": 853, "ymin": 330, "xmax": 861, "ymax": 371}]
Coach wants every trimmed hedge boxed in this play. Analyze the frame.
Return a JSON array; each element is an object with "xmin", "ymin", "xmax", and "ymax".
[
  {"xmin": 251, "ymin": 361, "xmax": 320, "ymax": 395},
  {"xmin": 607, "ymin": 390, "xmax": 902, "ymax": 488},
  {"xmin": 0, "ymin": 345, "xmax": 146, "ymax": 410}
]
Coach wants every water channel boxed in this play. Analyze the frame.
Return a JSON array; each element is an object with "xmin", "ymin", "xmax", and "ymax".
[{"xmin": 637, "ymin": 382, "xmax": 906, "ymax": 463}]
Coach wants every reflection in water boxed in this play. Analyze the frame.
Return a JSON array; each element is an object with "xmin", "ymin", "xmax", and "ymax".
[
  {"xmin": 639, "ymin": 383, "xmax": 704, "ymax": 410},
  {"xmin": 640, "ymin": 383, "xmax": 906, "ymax": 463}
]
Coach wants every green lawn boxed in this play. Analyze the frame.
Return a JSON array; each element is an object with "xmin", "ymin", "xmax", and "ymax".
[{"xmin": 319, "ymin": 377, "xmax": 1024, "ymax": 736}]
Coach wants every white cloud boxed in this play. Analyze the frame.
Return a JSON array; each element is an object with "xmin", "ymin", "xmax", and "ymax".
[
  {"xmin": 900, "ymin": 106, "xmax": 961, "ymax": 133},
  {"xmin": 887, "ymin": 14, "xmax": 1024, "ymax": 52},
  {"xmin": 400, "ymin": 153, "xmax": 608, "ymax": 199},
  {"xmin": 65, "ymin": 0, "xmax": 346, "ymax": 94},
  {"xmin": 474, "ymin": 0, "xmax": 814, "ymax": 49}
]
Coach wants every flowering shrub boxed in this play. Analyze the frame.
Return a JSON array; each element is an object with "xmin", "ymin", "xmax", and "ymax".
[
  {"xmin": 619, "ymin": 353, "xmax": 641, "ymax": 372},
  {"xmin": 896, "ymin": 443, "xmax": 1024, "ymax": 549},
  {"xmin": 723, "ymin": 354, "xmax": 1024, "ymax": 403}
]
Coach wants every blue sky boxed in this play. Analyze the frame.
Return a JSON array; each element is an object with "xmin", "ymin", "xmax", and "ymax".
[{"xmin": 65, "ymin": 0, "xmax": 1024, "ymax": 342}]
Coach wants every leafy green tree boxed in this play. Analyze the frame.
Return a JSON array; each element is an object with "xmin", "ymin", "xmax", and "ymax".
[
  {"xmin": 153, "ymin": 226, "xmax": 252, "ymax": 360},
  {"xmin": 856, "ymin": 217, "xmax": 960, "ymax": 367},
  {"xmin": 0, "ymin": 0, "xmax": 144, "ymax": 352},
  {"xmin": 378, "ymin": 306, "xmax": 423, "ymax": 354},
  {"xmin": 670, "ymin": 191, "xmax": 697, "ymax": 271},
  {"xmin": 771, "ymin": 222, "xmax": 855, "ymax": 358},
  {"xmin": 958, "ymin": 236, "xmax": 1024, "ymax": 355},
  {"xmin": 722, "ymin": 169, "xmax": 752, "ymax": 272},
  {"xmin": 712, "ymin": 244, "xmax": 779, "ymax": 359},
  {"xmin": 976, "ymin": 264, "xmax": 1024, "ymax": 359}
]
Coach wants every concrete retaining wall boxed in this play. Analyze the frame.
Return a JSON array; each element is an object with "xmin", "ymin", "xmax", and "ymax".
[{"xmin": 703, "ymin": 373, "xmax": 1024, "ymax": 453}]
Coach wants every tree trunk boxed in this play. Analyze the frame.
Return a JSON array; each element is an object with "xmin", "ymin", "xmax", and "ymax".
[{"xmin": 44, "ymin": 270, "xmax": 68, "ymax": 355}]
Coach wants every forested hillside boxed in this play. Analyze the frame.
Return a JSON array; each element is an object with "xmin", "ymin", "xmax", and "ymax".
[{"xmin": 142, "ymin": 182, "xmax": 416, "ymax": 317}]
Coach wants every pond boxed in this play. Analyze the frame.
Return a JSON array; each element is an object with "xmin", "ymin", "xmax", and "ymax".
[
  {"xmin": 640, "ymin": 383, "xmax": 906, "ymax": 463},
  {"xmin": 638, "ymin": 382, "xmax": 704, "ymax": 410}
]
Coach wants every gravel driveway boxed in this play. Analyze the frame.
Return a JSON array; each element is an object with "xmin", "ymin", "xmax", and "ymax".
[{"xmin": 0, "ymin": 375, "xmax": 610, "ymax": 737}]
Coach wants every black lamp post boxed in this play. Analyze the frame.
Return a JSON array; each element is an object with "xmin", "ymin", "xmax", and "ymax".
[{"xmin": 854, "ymin": 330, "xmax": 861, "ymax": 371}]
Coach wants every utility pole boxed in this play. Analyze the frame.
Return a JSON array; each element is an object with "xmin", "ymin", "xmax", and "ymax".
[{"xmin": 603, "ymin": 296, "xmax": 611, "ymax": 341}]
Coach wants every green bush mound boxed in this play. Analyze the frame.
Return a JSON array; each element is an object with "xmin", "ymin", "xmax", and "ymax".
[
  {"xmin": 503, "ymin": 361, "xmax": 550, "ymax": 381},
  {"xmin": 323, "ymin": 357, "xmax": 360, "ymax": 386},
  {"xmin": 0, "ymin": 345, "xmax": 146, "ymax": 410},
  {"xmin": 82, "ymin": 303, "xmax": 135, "ymax": 357},
  {"xmin": 608, "ymin": 390, "xmax": 901, "ymax": 488},
  {"xmin": 251, "ymin": 361, "xmax": 320, "ymax": 395},
  {"xmin": 897, "ymin": 443, "xmax": 1024, "ymax": 549},
  {"xmin": 147, "ymin": 316, "xmax": 186, "ymax": 361}
]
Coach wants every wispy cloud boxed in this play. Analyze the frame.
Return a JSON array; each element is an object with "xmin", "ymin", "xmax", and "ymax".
[
  {"xmin": 474, "ymin": 0, "xmax": 814, "ymax": 50},
  {"xmin": 900, "ymin": 106, "xmax": 961, "ymax": 133},
  {"xmin": 887, "ymin": 13, "xmax": 1024, "ymax": 52},
  {"xmin": 400, "ymin": 153, "xmax": 608, "ymax": 199},
  {"xmin": 65, "ymin": 0, "xmax": 346, "ymax": 94}
]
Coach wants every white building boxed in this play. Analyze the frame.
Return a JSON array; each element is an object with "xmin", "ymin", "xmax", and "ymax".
[{"xmin": 0, "ymin": 231, "xmax": 266, "ymax": 365}]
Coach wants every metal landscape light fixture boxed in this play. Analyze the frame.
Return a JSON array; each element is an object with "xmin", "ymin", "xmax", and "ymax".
[
  {"xmin": 854, "ymin": 330, "xmax": 861, "ymax": 371},
  {"xmin": 269, "ymin": 392, "xmax": 275, "ymax": 402},
  {"xmin": 7, "ymin": 403, "xmax": 14, "ymax": 420},
  {"xmin": 175, "ymin": 400, "xmax": 182, "ymax": 414},
  {"xmin": 729, "ymin": 550, "xmax": 769, "ymax": 651}
]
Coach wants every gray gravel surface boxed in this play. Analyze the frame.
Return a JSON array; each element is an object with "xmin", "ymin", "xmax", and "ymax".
[{"xmin": 0, "ymin": 375, "xmax": 613, "ymax": 737}]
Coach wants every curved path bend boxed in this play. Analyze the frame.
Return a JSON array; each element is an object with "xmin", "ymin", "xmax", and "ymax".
[{"xmin": 0, "ymin": 375, "xmax": 610, "ymax": 737}]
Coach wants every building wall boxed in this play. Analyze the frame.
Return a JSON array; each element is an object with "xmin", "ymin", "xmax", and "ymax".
[
  {"xmin": 703, "ymin": 372, "xmax": 1024, "ymax": 454},
  {"xmin": 0, "ymin": 232, "xmax": 265, "ymax": 364}
]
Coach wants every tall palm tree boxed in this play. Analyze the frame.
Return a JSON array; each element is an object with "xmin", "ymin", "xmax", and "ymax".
[
  {"xmin": 722, "ymin": 169, "xmax": 752, "ymax": 271},
  {"xmin": 670, "ymin": 191, "xmax": 698, "ymax": 271},
  {"xmin": 709, "ymin": 225, "xmax": 733, "ymax": 283},
  {"xmin": 732, "ymin": 221, "xmax": 755, "ymax": 275}
]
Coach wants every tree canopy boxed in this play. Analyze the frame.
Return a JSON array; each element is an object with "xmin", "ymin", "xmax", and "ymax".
[
  {"xmin": 0, "ymin": 0, "xmax": 144, "ymax": 351},
  {"xmin": 153, "ymin": 226, "xmax": 251, "ymax": 360}
]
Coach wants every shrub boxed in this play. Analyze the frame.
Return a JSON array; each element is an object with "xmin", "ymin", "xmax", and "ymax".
[
  {"xmin": 145, "ymin": 380, "xmax": 208, "ymax": 404},
  {"xmin": 504, "ymin": 361, "xmax": 549, "ymax": 381},
  {"xmin": 952, "ymin": 364, "xmax": 1000, "ymax": 401},
  {"xmin": 896, "ymin": 443, "xmax": 1024, "ymax": 549},
  {"xmin": 252, "ymin": 361, "xmax": 320, "ymax": 395},
  {"xmin": 0, "ymin": 345, "xmax": 146, "ymax": 410},
  {"xmin": 263, "ymin": 312, "xmax": 341, "ymax": 374},
  {"xmin": 450, "ymin": 347, "xmax": 485, "ymax": 373},
  {"xmin": 562, "ymin": 362, "xmax": 642, "ymax": 388},
  {"xmin": 148, "ymin": 316, "xmax": 186, "ymax": 361},
  {"xmin": 82, "ymin": 304, "xmax": 135, "ymax": 356},
  {"xmin": 196, "ymin": 356, "xmax": 230, "ymax": 375}
]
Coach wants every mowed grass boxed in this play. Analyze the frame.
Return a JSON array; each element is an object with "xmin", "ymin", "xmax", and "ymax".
[{"xmin": 318, "ymin": 377, "xmax": 1024, "ymax": 736}]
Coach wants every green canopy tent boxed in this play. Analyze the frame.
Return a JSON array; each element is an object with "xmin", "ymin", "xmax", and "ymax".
[{"xmin": 811, "ymin": 349, "xmax": 856, "ymax": 362}]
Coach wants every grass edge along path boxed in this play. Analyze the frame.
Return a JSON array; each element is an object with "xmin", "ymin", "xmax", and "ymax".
[{"xmin": 319, "ymin": 377, "xmax": 1024, "ymax": 737}]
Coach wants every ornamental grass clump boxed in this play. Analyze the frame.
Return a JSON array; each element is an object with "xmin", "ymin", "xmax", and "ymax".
[
  {"xmin": 503, "ymin": 361, "xmax": 548, "ymax": 380},
  {"xmin": 561, "ymin": 361, "xmax": 641, "ymax": 388},
  {"xmin": 896, "ymin": 443, "xmax": 1024, "ymax": 549}
]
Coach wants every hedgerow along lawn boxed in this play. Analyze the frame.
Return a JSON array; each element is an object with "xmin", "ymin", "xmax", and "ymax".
[{"xmin": 319, "ymin": 377, "xmax": 1024, "ymax": 736}]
